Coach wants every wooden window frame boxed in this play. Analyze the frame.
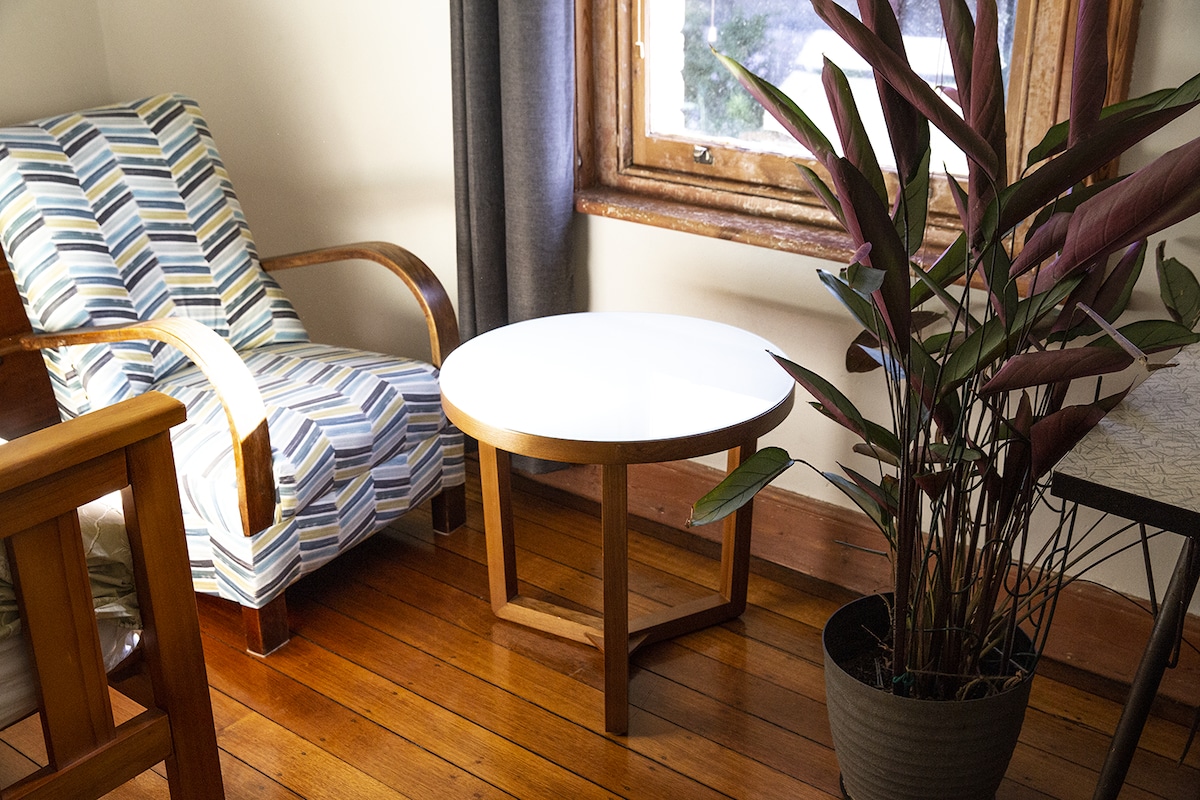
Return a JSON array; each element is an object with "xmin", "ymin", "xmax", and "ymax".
[{"xmin": 575, "ymin": 0, "xmax": 1144, "ymax": 263}]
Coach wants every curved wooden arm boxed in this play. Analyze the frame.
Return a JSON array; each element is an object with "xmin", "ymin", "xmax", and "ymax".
[
  {"xmin": 0, "ymin": 319, "xmax": 273, "ymax": 537},
  {"xmin": 260, "ymin": 241, "xmax": 460, "ymax": 365}
]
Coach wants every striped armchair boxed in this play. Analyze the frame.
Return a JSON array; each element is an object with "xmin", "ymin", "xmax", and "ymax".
[{"xmin": 0, "ymin": 94, "xmax": 466, "ymax": 654}]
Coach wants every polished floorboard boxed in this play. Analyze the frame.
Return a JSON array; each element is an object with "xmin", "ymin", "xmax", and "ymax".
[{"xmin": 2, "ymin": 464, "xmax": 1198, "ymax": 798}]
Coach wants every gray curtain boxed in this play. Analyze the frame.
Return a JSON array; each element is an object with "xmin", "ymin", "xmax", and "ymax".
[{"xmin": 450, "ymin": 0, "xmax": 577, "ymax": 340}]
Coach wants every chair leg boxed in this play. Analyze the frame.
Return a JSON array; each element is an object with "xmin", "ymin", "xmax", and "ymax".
[
  {"xmin": 432, "ymin": 483, "xmax": 467, "ymax": 533},
  {"xmin": 242, "ymin": 595, "xmax": 290, "ymax": 655}
]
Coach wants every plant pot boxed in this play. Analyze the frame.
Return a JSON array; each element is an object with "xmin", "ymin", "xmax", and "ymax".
[{"xmin": 823, "ymin": 594, "xmax": 1034, "ymax": 800}]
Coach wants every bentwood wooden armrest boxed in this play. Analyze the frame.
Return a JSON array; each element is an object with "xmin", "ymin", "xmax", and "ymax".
[
  {"xmin": 262, "ymin": 241, "xmax": 461, "ymax": 365},
  {"xmin": 0, "ymin": 318, "xmax": 273, "ymax": 537}
]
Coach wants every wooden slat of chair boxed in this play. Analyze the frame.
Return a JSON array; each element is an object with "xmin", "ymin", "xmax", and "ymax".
[{"xmin": 0, "ymin": 393, "xmax": 224, "ymax": 799}]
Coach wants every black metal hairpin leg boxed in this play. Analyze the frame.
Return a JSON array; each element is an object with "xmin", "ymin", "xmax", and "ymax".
[{"xmin": 1093, "ymin": 535, "xmax": 1200, "ymax": 799}]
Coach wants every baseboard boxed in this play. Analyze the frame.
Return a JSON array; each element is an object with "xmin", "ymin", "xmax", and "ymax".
[{"xmin": 523, "ymin": 460, "xmax": 1200, "ymax": 725}]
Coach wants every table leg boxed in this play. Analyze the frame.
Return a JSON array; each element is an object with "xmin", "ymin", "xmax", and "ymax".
[
  {"xmin": 1093, "ymin": 535, "xmax": 1200, "ymax": 800},
  {"xmin": 478, "ymin": 442, "xmax": 518, "ymax": 612},
  {"xmin": 602, "ymin": 463, "xmax": 630, "ymax": 735},
  {"xmin": 719, "ymin": 439, "xmax": 757, "ymax": 615}
]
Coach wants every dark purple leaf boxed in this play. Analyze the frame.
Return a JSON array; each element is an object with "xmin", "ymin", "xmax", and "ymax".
[
  {"xmin": 772, "ymin": 353, "xmax": 869, "ymax": 438},
  {"xmin": 823, "ymin": 57, "xmax": 887, "ymax": 204},
  {"xmin": 712, "ymin": 49, "xmax": 837, "ymax": 170},
  {"xmin": 996, "ymin": 392, "xmax": 1034, "ymax": 520},
  {"xmin": 840, "ymin": 463, "xmax": 899, "ymax": 513},
  {"xmin": 811, "ymin": 0, "xmax": 1000, "ymax": 180},
  {"xmin": 999, "ymin": 76, "xmax": 1200, "ymax": 234},
  {"xmin": 939, "ymin": 0, "xmax": 976, "ymax": 118},
  {"xmin": 859, "ymin": 0, "xmax": 930, "ymax": 184},
  {"xmin": 980, "ymin": 348, "xmax": 1133, "ymax": 394},
  {"xmin": 1010, "ymin": 211, "xmax": 1071, "ymax": 279},
  {"xmin": 1037, "ymin": 136, "xmax": 1200, "ymax": 291},
  {"xmin": 946, "ymin": 171, "xmax": 969, "ymax": 229},
  {"xmin": 1049, "ymin": 249, "xmax": 1114, "ymax": 336},
  {"xmin": 1087, "ymin": 240, "xmax": 1146, "ymax": 325},
  {"xmin": 1024, "ymin": 176, "xmax": 1123, "ymax": 244},
  {"xmin": 1069, "ymin": 0, "xmax": 1110, "ymax": 147},
  {"xmin": 829, "ymin": 157, "xmax": 912, "ymax": 352},
  {"xmin": 847, "ymin": 332, "xmax": 882, "ymax": 373},
  {"xmin": 967, "ymin": 0, "xmax": 1007, "ymax": 235},
  {"xmin": 914, "ymin": 469, "xmax": 952, "ymax": 499},
  {"xmin": 1031, "ymin": 402, "xmax": 1109, "ymax": 478}
]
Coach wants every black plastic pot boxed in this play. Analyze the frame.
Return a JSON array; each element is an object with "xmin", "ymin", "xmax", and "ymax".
[{"xmin": 823, "ymin": 594, "xmax": 1034, "ymax": 800}]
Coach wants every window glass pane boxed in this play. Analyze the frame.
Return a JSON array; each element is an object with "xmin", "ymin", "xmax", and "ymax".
[{"xmin": 644, "ymin": 0, "xmax": 1019, "ymax": 176}]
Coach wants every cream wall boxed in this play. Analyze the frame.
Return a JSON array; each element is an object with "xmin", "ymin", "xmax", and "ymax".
[
  {"xmin": 96, "ymin": 0, "xmax": 460, "ymax": 362},
  {"xmin": 1, "ymin": 0, "xmax": 1198, "ymax": 606},
  {"xmin": 0, "ymin": 1, "xmax": 111, "ymax": 120}
]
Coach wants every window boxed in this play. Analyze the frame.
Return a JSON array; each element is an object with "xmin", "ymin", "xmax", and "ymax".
[{"xmin": 576, "ymin": 0, "xmax": 1145, "ymax": 262}]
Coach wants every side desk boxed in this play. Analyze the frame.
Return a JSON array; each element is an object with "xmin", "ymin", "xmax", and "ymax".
[
  {"xmin": 1052, "ymin": 346, "xmax": 1200, "ymax": 799},
  {"xmin": 439, "ymin": 312, "xmax": 794, "ymax": 734}
]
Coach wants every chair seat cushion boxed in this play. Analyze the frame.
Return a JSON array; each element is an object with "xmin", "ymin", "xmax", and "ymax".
[{"xmin": 154, "ymin": 342, "xmax": 448, "ymax": 530}]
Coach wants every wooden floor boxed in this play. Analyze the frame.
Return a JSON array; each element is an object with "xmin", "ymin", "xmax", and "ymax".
[{"xmin": 3, "ymin": 466, "xmax": 1199, "ymax": 799}]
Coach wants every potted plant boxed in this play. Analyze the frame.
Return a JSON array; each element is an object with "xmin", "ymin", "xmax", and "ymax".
[{"xmin": 688, "ymin": 1, "xmax": 1200, "ymax": 797}]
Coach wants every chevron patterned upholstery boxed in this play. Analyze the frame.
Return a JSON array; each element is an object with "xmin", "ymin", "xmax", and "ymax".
[{"xmin": 0, "ymin": 94, "xmax": 464, "ymax": 613}]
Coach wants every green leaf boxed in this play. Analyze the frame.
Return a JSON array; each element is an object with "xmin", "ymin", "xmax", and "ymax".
[
  {"xmin": 811, "ymin": 402, "xmax": 903, "ymax": 460},
  {"xmin": 838, "ymin": 463, "xmax": 900, "ymax": 514},
  {"xmin": 688, "ymin": 447, "xmax": 794, "ymax": 527},
  {"xmin": 823, "ymin": 471, "xmax": 895, "ymax": 538},
  {"xmin": 1026, "ymin": 74, "xmax": 1200, "ymax": 167},
  {"xmin": 848, "ymin": 261, "xmax": 887, "ymax": 294},
  {"xmin": 1095, "ymin": 320, "xmax": 1200, "ymax": 354},
  {"xmin": 927, "ymin": 442, "xmax": 985, "ymax": 462},
  {"xmin": 1156, "ymin": 244, "xmax": 1200, "ymax": 330},
  {"xmin": 940, "ymin": 277, "xmax": 1081, "ymax": 394},
  {"xmin": 894, "ymin": 147, "xmax": 931, "ymax": 256},
  {"xmin": 910, "ymin": 232, "xmax": 968, "ymax": 307},
  {"xmin": 819, "ymin": 269, "xmax": 881, "ymax": 334}
]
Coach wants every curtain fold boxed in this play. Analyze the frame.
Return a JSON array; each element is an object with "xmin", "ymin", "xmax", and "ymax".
[{"xmin": 450, "ymin": 0, "xmax": 577, "ymax": 340}]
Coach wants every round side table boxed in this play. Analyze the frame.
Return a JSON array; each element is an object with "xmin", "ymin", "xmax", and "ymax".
[{"xmin": 439, "ymin": 312, "xmax": 794, "ymax": 734}]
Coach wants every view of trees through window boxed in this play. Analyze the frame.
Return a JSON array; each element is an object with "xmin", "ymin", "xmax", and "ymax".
[{"xmin": 645, "ymin": 0, "xmax": 1019, "ymax": 176}]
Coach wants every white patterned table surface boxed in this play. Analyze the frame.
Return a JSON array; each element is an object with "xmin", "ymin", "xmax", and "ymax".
[{"xmin": 1053, "ymin": 346, "xmax": 1200, "ymax": 529}]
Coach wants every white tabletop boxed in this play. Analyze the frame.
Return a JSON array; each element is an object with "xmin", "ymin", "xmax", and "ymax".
[
  {"xmin": 439, "ymin": 312, "xmax": 794, "ymax": 445},
  {"xmin": 1053, "ymin": 346, "xmax": 1200, "ymax": 531}
]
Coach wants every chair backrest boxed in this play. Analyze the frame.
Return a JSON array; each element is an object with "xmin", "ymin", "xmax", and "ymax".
[{"xmin": 0, "ymin": 94, "xmax": 308, "ymax": 417}]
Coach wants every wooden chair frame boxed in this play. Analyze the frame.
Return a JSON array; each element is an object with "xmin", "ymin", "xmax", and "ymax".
[
  {"xmin": 0, "ymin": 242, "xmax": 467, "ymax": 654},
  {"xmin": 0, "ymin": 392, "xmax": 223, "ymax": 799}
]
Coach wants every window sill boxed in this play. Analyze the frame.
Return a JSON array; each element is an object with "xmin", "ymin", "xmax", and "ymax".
[
  {"xmin": 576, "ymin": 186, "xmax": 957, "ymax": 266},
  {"xmin": 575, "ymin": 186, "xmax": 857, "ymax": 264}
]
